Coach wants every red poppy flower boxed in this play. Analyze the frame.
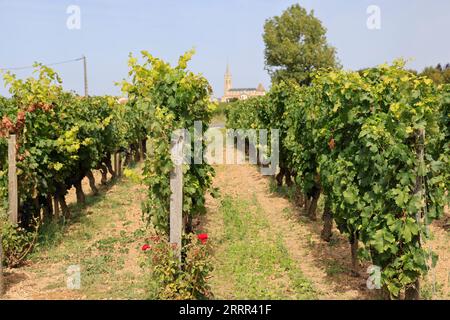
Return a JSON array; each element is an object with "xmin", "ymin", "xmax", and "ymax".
[
  {"xmin": 141, "ymin": 244, "xmax": 151, "ymax": 251},
  {"xmin": 197, "ymin": 233, "xmax": 208, "ymax": 244}
]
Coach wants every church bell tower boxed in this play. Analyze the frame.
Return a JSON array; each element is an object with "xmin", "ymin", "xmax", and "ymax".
[{"xmin": 224, "ymin": 63, "xmax": 232, "ymax": 94}]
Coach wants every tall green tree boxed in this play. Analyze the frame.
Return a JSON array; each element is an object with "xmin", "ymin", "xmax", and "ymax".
[{"xmin": 263, "ymin": 4, "xmax": 339, "ymax": 85}]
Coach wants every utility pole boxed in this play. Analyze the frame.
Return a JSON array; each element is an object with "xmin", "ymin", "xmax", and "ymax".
[{"xmin": 82, "ymin": 55, "xmax": 88, "ymax": 97}]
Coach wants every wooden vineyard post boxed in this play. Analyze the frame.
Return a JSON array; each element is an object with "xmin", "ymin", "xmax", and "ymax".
[
  {"xmin": 53, "ymin": 196, "xmax": 60, "ymax": 218},
  {"xmin": 0, "ymin": 230, "xmax": 4, "ymax": 296},
  {"xmin": 170, "ymin": 130, "xmax": 184, "ymax": 262},
  {"xmin": 114, "ymin": 152, "xmax": 119, "ymax": 177},
  {"xmin": 113, "ymin": 153, "xmax": 117, "ymax": 175},
  {"xmin": 113, "ymin": 152, "xmax": 122, "ymax": 177},
  {"xmin": 8, "ymin": 134, "xmax": 18, "ymax": 224},
  {"xmin": 406, "ymin": 128, "xmax": 425, "ymax": 300},
  {"xmin": 117, "ymin": 152, "xmax": 122, "ymax": 177}
]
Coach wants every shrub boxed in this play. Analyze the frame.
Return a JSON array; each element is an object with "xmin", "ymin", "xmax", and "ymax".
[
  {"xmin": 142, "ymin": 233, "xmax": 213, "ymax": 300},
  {"xmin": 0, "ymin": 214, "xmax": 39, "ymax": 267}
]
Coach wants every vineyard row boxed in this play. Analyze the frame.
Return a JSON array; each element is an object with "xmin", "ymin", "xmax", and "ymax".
[{"xmin": 226, "ymin": 60, "xmax": 450, "ymax": 299}]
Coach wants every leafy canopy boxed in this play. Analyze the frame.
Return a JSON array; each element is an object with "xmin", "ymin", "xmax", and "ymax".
[{"xmin": 263, "ymin": 4, "xmax": 339, "ymax": 85}]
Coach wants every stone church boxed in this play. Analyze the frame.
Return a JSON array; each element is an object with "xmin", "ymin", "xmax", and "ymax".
[{"xmin": 221, "ymin": 64, "xmax": 266, "ymax": 102}]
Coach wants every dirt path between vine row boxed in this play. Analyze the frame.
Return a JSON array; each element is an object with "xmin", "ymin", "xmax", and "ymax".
[
  {"xmin": 1, "ymin": 167, "xmax": 148, "ymax": 300},
  {"xmin": 1, "ymin": 157, "xmax": 447, "ymax": 300},
  {"xmin": 205, "ymin": 159, "xmax": 449, "ymax": 300}
]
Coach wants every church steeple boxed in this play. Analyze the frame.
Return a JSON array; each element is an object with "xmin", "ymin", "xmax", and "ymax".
[{"xmin": 224, "ymin": 63, "xmax": 232, "ymax": 94}]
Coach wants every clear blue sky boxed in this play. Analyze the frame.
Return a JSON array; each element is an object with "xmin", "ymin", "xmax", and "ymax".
[{"xmin": 1, "ymin": 0, "xmax": 450, "ymax": 98}]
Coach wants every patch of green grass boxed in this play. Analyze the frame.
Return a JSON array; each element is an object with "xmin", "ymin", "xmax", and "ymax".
[
  {"xmin": 282, "ymin": 207, "xmax": 294, "ymax": 220},
  {"xmin": 211, "ymin": 195, "xmax": 316, "ymax": 300},
  {"xmin": 83, "ymin": 254, "xmax": 117, "ymax": 276},
  {"xmin": 325, "ymin": 260, "xmax": 347, "ymax": 277},
  {"xmin": 421, "ymin": 280, "xmax": 445, "ymax": 300},
  {"xmin": 269, "ymin": 179, "xmax": 299, "ymax": 201},
  {"xmin": 274, "ymin": 234, "xmax": 315, "ymax": 296},
  {"xmin": 43, "ymin": 280, "xmax": 65, "ymax": 291},
  {"xmin": 93, "ymin": 236, "xmax": 120, "ymax": 250}
]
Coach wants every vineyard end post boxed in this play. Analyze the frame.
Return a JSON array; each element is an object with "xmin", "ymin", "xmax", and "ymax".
[
  {"xmin": 405, "ymin": 128, "xmax": 425, "ymax": 300},
  {"xmin": 118, "ymin": 152, "xmax": 122, "ymax": 177},
  {"xmin": 114, "ymin": 152, "xmax": 119, "ymax": 177},
  {"xmin": 8, "ymin": 134, "xmax": 18, "ymax": 224},
  {"xmin": 170, "ymin": 131, "xmax": 184, "ymax": 262},
  {"xmin": 0, "ymin": 232, "xmax": 4, "ymax": 296},
  {"xmin": 53, "ymin": 196, "xmax": 60, "ymax": 218}
]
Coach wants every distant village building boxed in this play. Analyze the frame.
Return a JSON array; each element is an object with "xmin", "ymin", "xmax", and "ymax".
[
  {"xmin": 221, "ymin": 64, "xmax": 266, "ymax": 102},
  {"xmin": 117, "ymin": 97, "xmax": 128, "ymax": 105}
]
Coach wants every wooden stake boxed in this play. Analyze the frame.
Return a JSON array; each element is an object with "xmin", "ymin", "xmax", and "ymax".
[
  {"xmin": 8, "ymin": 134, "xmax": 18, "ymax": 224},
  {"xmin": 114, "ymin": 152, "xmax": 119, "ymax": 176},
  {"xmin": 53, "ymin": 196, "xmax": 60, "ymax": 218},
  {"xmin": 406, "ymin": 128, "xmax": 425, "ymax": 300},
  {"xmin": 0, "ymin": 231, "xmax": 4, "ymax": 296},
  {"xmin": 118, "ymin": 153, "xmax": 122, "ymax": 177},
  {"xmin": 170, "ymin": 131, "xmax": 184, "ymax": 262}
]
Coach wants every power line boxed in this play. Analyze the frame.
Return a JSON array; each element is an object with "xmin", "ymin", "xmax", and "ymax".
[
  {"xmin": 0, "ymin": 57, "xmax": 84, "ymax": 71},
  {"xmin": 0, "ymin": 56, "xmax": 89, "ymax": 97}
]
